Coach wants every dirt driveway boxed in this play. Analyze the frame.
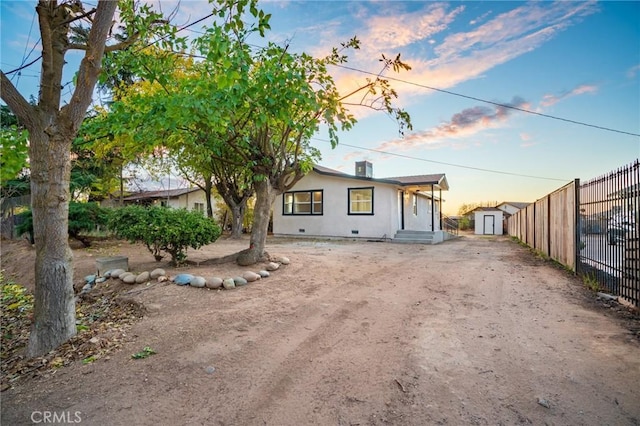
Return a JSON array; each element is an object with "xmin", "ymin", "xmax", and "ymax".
[{"xmin": 2, "ymin": 234, "xmax": 639, "ymax": 425}]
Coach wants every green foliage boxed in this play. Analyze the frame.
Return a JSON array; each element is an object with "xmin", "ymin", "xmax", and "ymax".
[
  {"xmin": 1, "ymin": 276, "xmax": 33, "ymax": 313},
  {"xmin": 16, "ymin": 202, "xmax": 110, "ymax": 247},
  {"xmin": 131, "ymin": 346, "xmax": 156, "ymax": 359},
  {"xmin": 108, "ymin": 205, "xmax": 221, "ymax": 265},
  {"xmin": 583, "ymin": 274, "xmax": 601, "ymax": 292},
  {"xmin": 458, "ymin": 216, "xmax": 472, "ymax": 231},
  {"xmin": 0, "ymin": 105, "xmax": 29, "ymax": 182},
  {"xmin": 1, "ymin": 272, "xmax": 33, "ymax": 346}
]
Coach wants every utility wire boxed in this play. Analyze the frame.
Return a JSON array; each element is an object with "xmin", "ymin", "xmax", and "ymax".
[
  {"xmin": 312, "ymin": 137, "xmax": 569, "ymax": 182},
  {"xmin": 4, "ymin": 9, "xmax": 216, "ymax": 76},
  {"xmin": 14, "ymin": 10, "xmax": 38, "ymax": 86},
  {"xmin": 332, "ymin": 64, "xmax": 640, "ymax": 138}
]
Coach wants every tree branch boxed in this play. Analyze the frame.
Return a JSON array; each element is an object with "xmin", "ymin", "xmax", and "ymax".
[
  {"xmin": 63, "ymin": 0, "xmax": 118, "ymax": 127},
  {"xmin": 0, "ymin": 71, "xmax": 36, "ymax": 129},
  {"xmin": 67, "ymin": 43, "xmax": 89, "ymax": 51},
  {"xmin": 59, "ymin": 7, "xmax": 97, "ymax": 26},
  {"xmin": 104, "ymin": 33, "xmax": 141, "ymax": 53}
]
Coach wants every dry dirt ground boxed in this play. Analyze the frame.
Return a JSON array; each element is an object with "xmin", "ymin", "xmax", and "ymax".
[{"xmin": 1, "ymin": 233, "xmax": 639, "ymax": 426}]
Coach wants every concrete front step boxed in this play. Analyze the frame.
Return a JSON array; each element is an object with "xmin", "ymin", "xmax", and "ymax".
[{"xmin": 393, "ymin": 230, "xmax": 436, "ymax": 244}]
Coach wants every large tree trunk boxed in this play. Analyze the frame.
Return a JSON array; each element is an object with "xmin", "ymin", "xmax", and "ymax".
[
  {"xmin": 230, "ymin": 202, "xmax": 246, "ymax": 239},
  {"xmin": 1, "ymin": 0, "xmax": 118, "ymax": 357},
  {"xmin": 237, "ymin": 179, "xmax": 275, "ymax": 265},
  {"xmin": 27, "ymin": 124, "xmax": 76, "ymax": 357}
]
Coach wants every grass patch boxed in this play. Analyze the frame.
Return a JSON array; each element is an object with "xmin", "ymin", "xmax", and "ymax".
[{"xmin": 583, "ymin": 273, "xmax": 601, "ymax": 292}]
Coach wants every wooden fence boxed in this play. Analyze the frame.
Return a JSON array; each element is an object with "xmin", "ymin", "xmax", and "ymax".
[
  {"xmin": 507, "ymin": 180, "xmax": 579, "ymax": 271},
  {"xmin": 509, "ymin": 159, "xmax": 639, "ymax": 307}
]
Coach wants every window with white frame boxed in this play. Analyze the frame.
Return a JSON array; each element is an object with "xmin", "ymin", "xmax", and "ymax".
[
  {"xmin": 348, "ymin": 187, "xmax": 374, "ymax": 215},
  {"xmin": 283, "ymin": 190, "xmax": 323, "ymax": 215},
  {"xmin": 193, "ymin": 202, "xmax": 205, "ymax": 214}
]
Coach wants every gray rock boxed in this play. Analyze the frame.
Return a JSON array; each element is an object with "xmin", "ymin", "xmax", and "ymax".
[
  {"xmin": 81, "ymin": 283, "xmax": 93, "ymax": 292},
  {"xmin": 242, "ymin": 271, "xmax": 261, "ymax": 282},
  {"xmin": 150, "ymin": 268, "xmax": 166, "ymax": 279},
  {"xmin": 278, "ymin": 256, "xmax": 290, "ymax": 265},
  {"xmin": 206, "ymin": 277, "xmax": 223, "ymax": 289},
  {"xmin": 223, "ymin": 278, "xmax": 236, "ymax": 289},
  {"xmin": 258, "ymin": 270, "xmax": 270, "ymax": 278},
  {"xmin": 204, "ymin": 366, "xmax": 215, "ymax": 374},
  {"xmin": 84, "ymin": 274, "xmax": 96, "ymax": 283},
  {"xmin": 174, "ymin": 274, "xmax": 194, "ymax": 286},
  {"xmin": 597, "ymin": 292, "xmax": 617, "ymax": 301},
  {"xmin": 190, "ymin": 276, "xmax": 206, "ymax": 288},
  {"xmin": 233, "ymin": 277, "xmax": 248, "ymax": 286},
  {"xmin": 103, "ymin": 270, "xmax": 114, "ymax": 278},
  {"xmin": 119, "ymin": 272, "xmax": 134, "ymax": 281},
  {"xmin": 122, "ymin": 274, "xmax": 137, "ymax": 284},
  {"xmin": 537, "ymin": 398, "xmax": 551, "ymax": 409},
  {"xmin": 96, "ymin": 277, "xmax": 107, "ymax": 284},
  {"xmin": 110, "ymin": 269, "xmax": 126, "ymax": 279},
  {"xmin": 266, "ymin": 262, "xmax": 279, "ymax": 271},
  {"xmin": 135, "ymin": 271, "xmax": 150, "ymax": 283}
]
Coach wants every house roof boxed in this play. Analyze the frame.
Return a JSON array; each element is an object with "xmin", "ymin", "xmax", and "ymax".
[
  {"xmin": 497, "ymin": 201, "xmax": 531, "ymax": 210},
  {"xmin": 122, "ymin": 187, "xmax": 200, "ymax": 202},
  {"xmin": 471, "ymin": 206, "xmax": 503, "ymax": 213},
  {"xmin": 312, "ymin": 165, "xmax": 449, "ymax": 191}
]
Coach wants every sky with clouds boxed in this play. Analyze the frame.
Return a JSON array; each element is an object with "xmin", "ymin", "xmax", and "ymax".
[{"xmin": 1, "ymin": 0, "xmax": 639, "ymax": 214}]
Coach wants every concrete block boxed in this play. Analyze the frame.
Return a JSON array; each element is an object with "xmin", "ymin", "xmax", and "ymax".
[{"xmin": 96, "ymin": 256, "xmax": 129, "ymax": 276}]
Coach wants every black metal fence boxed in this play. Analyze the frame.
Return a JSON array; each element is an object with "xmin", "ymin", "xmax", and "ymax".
[{"xmin": 579, "ymin": 159, "xmax": 639, "ymax": 306}]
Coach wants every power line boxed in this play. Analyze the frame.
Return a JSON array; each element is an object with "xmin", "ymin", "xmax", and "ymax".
[
  {"xmin": 4, "ymin": 9, "xmax": 216, "ymax": 76},
  {"xmin": 14, "ymin": 10, "xmax": 38, "ymax": 86},
  {"xmin": 332, "ymin": 64, "xmax": 640, "ymax": 138},
  {"xmin": 311, "ymin": 137, "xmax": 569, "ymax": 182}
]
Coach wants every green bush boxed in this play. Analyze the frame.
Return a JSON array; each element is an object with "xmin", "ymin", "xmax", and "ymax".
[
  {"xmin": 16, "ymin": 202, "xmax": 110, "ymax": 247},
  {"xmin": 458, "ymin": 216, "xmax": 472, "ymax": 231},
  {"xmin": 108, "ymin": 205, "xmax": 221, "ymax": 265}
]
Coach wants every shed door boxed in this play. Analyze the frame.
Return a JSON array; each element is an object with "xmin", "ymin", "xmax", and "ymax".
[{"xmin": 483, "ymin": 215, "xmax": 495, "ymax": 235}]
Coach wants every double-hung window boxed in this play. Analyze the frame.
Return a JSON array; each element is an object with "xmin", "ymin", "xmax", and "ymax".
[
  {"xmin": 283, "ymin": 190, "xmax": 323, "ymax": 215},
  {"xmin": 348, "ymin": 187, "xmax": 374, "ymax": 215}
]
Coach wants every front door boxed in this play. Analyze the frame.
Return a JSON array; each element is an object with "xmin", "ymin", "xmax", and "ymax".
[{"xmin": 483, "ymin": 215, "xmax": 495, "ymax": 235}]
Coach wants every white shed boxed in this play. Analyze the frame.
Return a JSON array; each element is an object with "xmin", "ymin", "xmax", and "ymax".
[{"xmin": 473, "ymin": 207, "xmax": 504, "ymax": 235}]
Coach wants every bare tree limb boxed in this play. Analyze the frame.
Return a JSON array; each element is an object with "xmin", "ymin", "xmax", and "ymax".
[
  {"xmin": 0, "ymin": 71, "xmax": 36, "ymax": 129},
  {"xmin": 63, "ymin": 0, "xmax": 119, "ymax": 126}
]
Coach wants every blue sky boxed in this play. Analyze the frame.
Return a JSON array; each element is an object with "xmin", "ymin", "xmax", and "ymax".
[{"xmin": 2, "ymin": 1, "xmax": 639, "ymax": 214}]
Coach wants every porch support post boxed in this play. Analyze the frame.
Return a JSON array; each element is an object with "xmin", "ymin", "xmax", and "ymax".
[
  {"xmin": 439, "ymin": 188, "xmax": 442, "ymax": 230},
  {"xmin": 431, "ymin": 184, "xmax": 435, "ymax": 231},
  {"xmin": 401, "ymin": 191, "xmax": 405, "ymax": 230}
]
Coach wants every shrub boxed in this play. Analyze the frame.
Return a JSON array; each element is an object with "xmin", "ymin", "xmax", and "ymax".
[
  {"xmin": 458, "ymin": 216, "xmax": 472, "ymax": 231},
  {"xmin": 15, "ymin": 202, "xmax": 109, "ymax": 247},
  {"xmin": 108, "ymin": 205, "xmax": 221, "ymax": 265}
]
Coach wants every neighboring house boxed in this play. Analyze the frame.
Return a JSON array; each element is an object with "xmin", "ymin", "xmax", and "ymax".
[
  {"xmin": 496, "ymin": 201, "xmax": 531, "ymax": 216},
  {"xmin": 471, "ymin": 207, "xmax": 504, "ymax": 235},
  {"xmin": 272, "ymin": 161, "xmax": 451, "ymax": 243},
  {"xmin": 122, "ymin": 187, "xmax": 219, "ymax": 214}
]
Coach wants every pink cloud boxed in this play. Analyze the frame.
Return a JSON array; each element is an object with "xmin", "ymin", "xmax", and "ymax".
[
  {"xmin": 375, "ymin": 97, "xmax": 529, "ymax": 152},
  {"xmin": 325, "ymin": 1, "xmax": 598, "ymax": 116},
  {"xmin": 540, "ymin": 84, "xmax": 598, "ymax": 107}
]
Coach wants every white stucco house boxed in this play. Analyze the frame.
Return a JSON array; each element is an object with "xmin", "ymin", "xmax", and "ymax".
[
  {"xmin": 472, "ymin": 207, "xmax": 504, "ymax": 235},
  {"xmin": 122, "ymin": 187, "xmax": 220, "ymax": 214},
  {"xmin": 272, "ymin": 162, "xmax": 452, "ymax": 243}
]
